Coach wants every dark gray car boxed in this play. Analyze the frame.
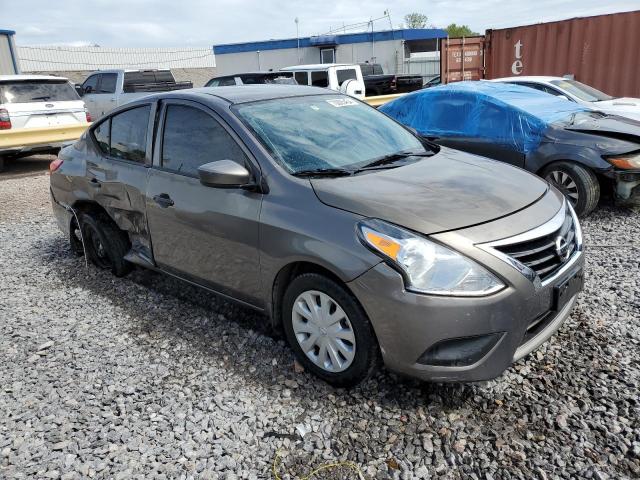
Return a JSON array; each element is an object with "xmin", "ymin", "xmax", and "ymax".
[{"xmin": 50, "ymin": 85, "xmax": 584, "ymax": 387}]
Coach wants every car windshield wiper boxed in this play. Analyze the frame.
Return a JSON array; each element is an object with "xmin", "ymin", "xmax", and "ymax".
[
  {"xmin": 292, "ymin": 168, "xmax": 354, "ymax": 178},
  {"xmin": 355, "ymin": 150, "xmax": 432, "ymax": 172},
  {"xmin": 31, "ymin": 95, "xmax": 51, "ymax": 101}
]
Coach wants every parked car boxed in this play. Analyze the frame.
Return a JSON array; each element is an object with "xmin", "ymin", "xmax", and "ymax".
[
  {"xmin": 205, "ymin": 71, "xmax": 296, "ymax": 87},
  {"xmin": 77, "ymin": 69, "xmax": 192, "ymax": 120},
  {"xmin": 280, "ymin": 64, "xmax": 365, "ymax": 99},
  {"xmin": 51, "ymin": 85, "xmax": 584, "ymax": 387},
  {"xmin": 380, "ymin": 81, "xmax": 640, "ymax": 216},
  {"xmin": 493, "ymin": 76, "xmax": 640, "ymax": 122},
  {"xmin": 359, "ymin": 63, "xmax": 423, "ymax": 96},
  {"xmin": 0, "ymin": 74, "xmax": 90, "ymax": 171}
]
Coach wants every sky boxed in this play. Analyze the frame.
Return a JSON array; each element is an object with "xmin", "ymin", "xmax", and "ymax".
[{"xmin": 2, "ymin": 0, "xmax": 639, "ymax": 47}]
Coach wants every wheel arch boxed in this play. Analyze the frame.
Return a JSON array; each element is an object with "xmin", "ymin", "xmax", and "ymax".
[{"xmin": 270, "ymin": 261, "xmax": 361, "ymax": 331}]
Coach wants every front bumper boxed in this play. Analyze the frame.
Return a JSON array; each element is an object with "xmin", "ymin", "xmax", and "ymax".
[
  {"xmin": 613, "ymin": 169, "xmax": 640, "ymax": 207},
  {"xmin": 347, "ymin": 195, "xmax": 584, "ymax": 382}
]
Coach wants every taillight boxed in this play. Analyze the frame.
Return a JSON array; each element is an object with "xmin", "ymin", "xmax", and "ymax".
[
  {"xmin": 0, "ymin": 108, "xmax": 11, "ymax": 130},
  {"xmin": 85, "ymin": 108, "xmax": 92, "ymax": 123},
  {"xmin": 49, "ymin": 158, "xmax": 64, "ymax": 173}
]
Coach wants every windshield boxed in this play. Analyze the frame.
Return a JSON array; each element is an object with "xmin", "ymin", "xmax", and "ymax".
[
  {"xmin": 234, "ymin": 95, "xmax": 427, "ymax": 173},
  {"xmin": 0, "ymin": 80, "xmax": 79, "ymax": 103},
  {"xmin": 549, "ymin": 79, "xmax": 613, "ymax": 102}
]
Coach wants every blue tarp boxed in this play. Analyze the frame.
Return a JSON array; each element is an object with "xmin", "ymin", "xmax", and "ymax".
[{"xmin": 380, "ymin": 81, "xmax": 590, "ymax": 154}]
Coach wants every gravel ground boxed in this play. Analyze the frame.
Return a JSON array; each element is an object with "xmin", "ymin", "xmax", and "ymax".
[{"xmin": 1, "ymin": 164, "xmax": 639, "ymax": 479}]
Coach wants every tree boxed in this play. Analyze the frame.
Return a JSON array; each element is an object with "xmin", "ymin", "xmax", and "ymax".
[
  {"xmin": 405, "ymin": 13, "xmax": 428, "ymax": 29},
  {"xmin": 445, "ymin": 23, "xmax": 480, "ymax": 37}
]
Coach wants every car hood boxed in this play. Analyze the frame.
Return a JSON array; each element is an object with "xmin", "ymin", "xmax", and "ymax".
[
  {"xmin": 310, "ymin": 147, "xmax": 549, "ymax": 235},
  {"xmin": 566, "ymin": 114, "xmax": 640, "ymax": 143},
  {"xmin": 592, "ymin": 98, "xmax": 640, "ymax": 120}
]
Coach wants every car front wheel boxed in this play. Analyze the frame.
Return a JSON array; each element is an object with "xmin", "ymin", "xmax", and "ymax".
[
  {"xmin": 542, "ymin": 161, "xmax": 600, "ymax": 216},
  {"xmin": 282, "ymin": 273, "xmax": 379, "ymax": 387}
]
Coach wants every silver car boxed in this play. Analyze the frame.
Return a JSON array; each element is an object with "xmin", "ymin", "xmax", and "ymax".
[{"xmin": 50, "ymin": 85, "xmax": 584, "ymax": 387}]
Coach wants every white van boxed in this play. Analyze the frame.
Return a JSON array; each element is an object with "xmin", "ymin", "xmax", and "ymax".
[
  {"xmin": 280, "ymin": 64, "xmax": 366, "ymax": 100},
  {"xmin": 0, "ymin": 75, "xmax": 90, "ymax": 162}
]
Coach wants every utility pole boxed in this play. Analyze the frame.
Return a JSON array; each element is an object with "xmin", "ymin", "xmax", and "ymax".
[{"xmin": 295, "ymin": 17, "xmax": 300, "ymax": 63}]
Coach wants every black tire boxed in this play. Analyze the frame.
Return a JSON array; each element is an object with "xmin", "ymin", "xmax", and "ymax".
[
  {"xmin": 541, "ymin": 161, "xmax": 600, "ymax": 217},
  {"xmin": 80, "ymin": 212, "xmax": 132, "ymax": 277},
  {"xmin": 282, "ymin": 273, "xmax": 379, "ymax": 387}
]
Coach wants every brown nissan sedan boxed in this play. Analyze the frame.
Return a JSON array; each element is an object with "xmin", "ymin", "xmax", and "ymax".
[{"xmin": 50, "ymin": 85, "xmax": 584, "ymax": 386}]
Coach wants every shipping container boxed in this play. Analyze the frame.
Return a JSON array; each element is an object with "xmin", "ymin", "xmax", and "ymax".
[
  {"xmin": 439, "ymin": 36, "xmax": 484, "ymax": 83},
  {"xmin": 484, "ymin": 10, "xmax": 640, "ymax": 98}
]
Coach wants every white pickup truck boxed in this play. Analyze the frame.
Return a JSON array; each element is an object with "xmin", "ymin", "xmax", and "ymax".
[
  {"xmin": 280, "ymin": 64, "xmax": 366, "ymax": 100},
  {"xmin": 78, "ymin": 69, "xmax": 193, "ymax": 120}
]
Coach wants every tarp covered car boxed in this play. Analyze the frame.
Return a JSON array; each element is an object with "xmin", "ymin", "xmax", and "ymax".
[{"xmin": 381, "ymin": 81, "xmax": 640, "ymax": 216}]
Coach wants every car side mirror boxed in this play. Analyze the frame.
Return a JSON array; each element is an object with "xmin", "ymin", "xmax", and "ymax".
[
  {"xmin": 198, "ymin": 160, "xmax": 251, "ymax": 188},
  {"xmin": 75, "ymin": 85, "xmax": 84, "ymax": 97}
]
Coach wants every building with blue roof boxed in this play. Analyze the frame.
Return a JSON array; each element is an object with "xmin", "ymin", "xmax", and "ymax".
[{"xmin": 213, "ymin": 28, "xmax": 447, "ymax": 80}]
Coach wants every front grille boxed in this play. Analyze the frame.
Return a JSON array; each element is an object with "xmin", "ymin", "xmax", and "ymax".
[{"xmin": 494, "ymin": 209, "xmax": 577, "ymax": 282}]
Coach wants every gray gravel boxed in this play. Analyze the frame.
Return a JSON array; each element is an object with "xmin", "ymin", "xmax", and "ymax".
[{"xmin": 1, "ymin": 166, "xmax": 639, "ymax": 479}]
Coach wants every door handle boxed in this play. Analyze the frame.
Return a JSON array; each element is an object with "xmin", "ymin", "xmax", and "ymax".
[
  {"xmin": 89, "ymin": 178, "xmax": 101, "ymax": 188},
  {"xmin": 153, "ymin": 193, "xmax": 174, "ymax": 208}
]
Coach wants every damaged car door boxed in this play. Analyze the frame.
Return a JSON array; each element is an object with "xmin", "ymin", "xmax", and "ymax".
[
  {"xmin": 145, "ymin": 100, "xmax": 263, "ymax": 306},
  {"xmin": 86, "ymin": 104, "xmax": 154, "ymax": 256}
]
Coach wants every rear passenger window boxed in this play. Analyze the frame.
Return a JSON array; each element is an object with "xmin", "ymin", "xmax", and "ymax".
[
  {"xmin": 294, "ymin": 72, "xmax": 308, "ymax": 85},
  {"xmin": 161, "ymin": 105, "xmax": 247, "ymax": 176},
  {"xmin": 92, "ymin": 120, "xmax": 110, "ymax": 154},
  {"xmin": 311, "ymin": 71, "xmax": 329, "ymax": 87},
  {"xmin": 109, "ymin": 106, "xmax": 150, "ymax": 162}
]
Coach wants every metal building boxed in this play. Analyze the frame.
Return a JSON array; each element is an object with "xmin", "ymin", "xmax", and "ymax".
[
  {"xmin": 16, "ymin": 46, "xmax": 216, "ymax": 87},
  {"xmin": 0, "ymin": 29, "xmax": 20, "ymax": 75},
  {"xmin": 213, "ymin": 28, "xmax": 447, "ymax": 80}
]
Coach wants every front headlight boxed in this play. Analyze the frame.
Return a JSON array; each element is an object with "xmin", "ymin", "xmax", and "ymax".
[
  {"xmin": 358, "ymin": 219, "xmax": 504, "ymax": 296},
  {"xmin": 606, "ymin": 152, "xmax": 640, "ymax": 169}
]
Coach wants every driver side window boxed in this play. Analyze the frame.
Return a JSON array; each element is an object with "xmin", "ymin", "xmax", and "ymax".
[{"xmin": 82, "ymin": 75, "xmax": 98, "ymax": 94}]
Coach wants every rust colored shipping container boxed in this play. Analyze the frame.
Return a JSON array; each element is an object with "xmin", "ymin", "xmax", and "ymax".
[
  {"xmin": 439, "ymin": 37, "xmax": 485, "ymax": 83},
  {"xmin": 484, "ymin": 10, "xmax": 640, "ymax": 97}
]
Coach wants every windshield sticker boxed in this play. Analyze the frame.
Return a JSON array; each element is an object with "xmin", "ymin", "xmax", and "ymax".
[
  {"xmin": 310, "ymin": 105, "xmax": 320, "ymax": 111},
  {"xmin": 326, "ymin": 98, "xmax": 358, "ymax": 108}
]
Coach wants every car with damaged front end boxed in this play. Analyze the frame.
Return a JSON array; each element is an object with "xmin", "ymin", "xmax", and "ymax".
[
  {"xmin": 50, "ymin": 85, "xmax": 584, "ymax": 387},
  {"xmin": 380, "ymin": 81, "xmax": 640, "ymax": 216}
]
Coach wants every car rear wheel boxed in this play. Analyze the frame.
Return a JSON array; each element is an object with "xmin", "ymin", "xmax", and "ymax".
[
  {"xmin": 542, "ymin": 161, "xmax": 600, "ymax": 216},
  {"xmin": 282, "ymin": 273, "xmax": 379, "ymax": 387},
  {"xmin": 80, "ymin": 212, "xmax": 133, "ymax": 277}
]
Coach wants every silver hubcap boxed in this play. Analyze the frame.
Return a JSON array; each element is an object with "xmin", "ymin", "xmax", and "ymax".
[
  {"xmin": 547, "ymin": 170, "xmax": 579, "ymax": 205},
  {"xmin": 291, "ymin": 290, "xmax": 356, "ymax": 373}
]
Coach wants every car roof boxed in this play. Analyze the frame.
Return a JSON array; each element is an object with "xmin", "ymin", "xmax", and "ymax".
[
  {"xmin": 149, "ymin": 84, "xmax": 336, "ymax": 105},
  {"xmin": 281, "ymin": 64, "xmax": 356, "ymax": 71},
  {"xmin": 0, "ymin": 74, "xmax": 70, "ymax": 82},
  {"xmin": 492, "ymin": 76, "xmax": 566, "ymax": 83}
]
